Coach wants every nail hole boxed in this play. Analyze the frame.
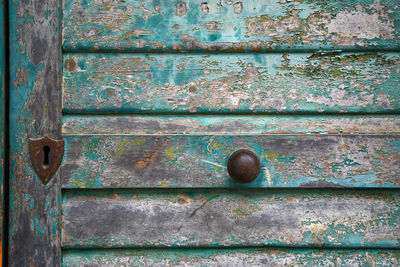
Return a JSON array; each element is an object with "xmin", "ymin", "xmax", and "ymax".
[{"xmin": 43, "ymin": 145, "xmax": 50, "ymax": 167}]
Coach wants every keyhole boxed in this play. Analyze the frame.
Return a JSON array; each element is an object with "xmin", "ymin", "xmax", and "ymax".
[{"xmin": 43, "ymin": 146, "xmax": 50, "ymax": 167}]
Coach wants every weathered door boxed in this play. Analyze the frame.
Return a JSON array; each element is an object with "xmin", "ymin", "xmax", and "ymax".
[{"xmin": 9, "ymin": 0, "xmax": 400, "ymax": 266}]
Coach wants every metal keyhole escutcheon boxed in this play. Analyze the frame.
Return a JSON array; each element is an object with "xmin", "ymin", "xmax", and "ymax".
[
  {"xmin": 227, "ymin": 149, "xmax": 260, "ymax": 184},
  {"xmin": 29, "ymin": 136, "xmax": 65, "ymax": 184}
]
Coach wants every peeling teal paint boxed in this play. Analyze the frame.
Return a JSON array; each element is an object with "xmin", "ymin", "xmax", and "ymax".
[
  {"xmin": 61, "ymin": 189, "xmax": 400, "ymax": 248},
  {"xmin": 9, "ymin": 0, "xmax": 62, "ymax": 264},
  {"xmin": 61, "ymin": 248, "xmax": 400, "ymax": 266},
  {"xmin": 62, "ymin": 52, "xmax": 400, "ymax": 113},
  {"xmin": 61, "ymin": 134, "xmax": 400, "ymax": 188},
  {"xmin": 0, "ymin": 0, "xmax": 4, "ymax": 255},
  {"xmin": 62, "ymin": 114, "xmax": 400, "ymax": 135},
  {"xmin": 7, "ymin": 0, "xmax": 400, "ymax": 263},
  {"xmin": 63, "ymin": 0, "xmax": 400, "ymax": 51}
]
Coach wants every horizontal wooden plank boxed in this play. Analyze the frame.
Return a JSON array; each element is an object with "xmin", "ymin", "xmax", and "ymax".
[
  {"xmin": 62, "ymin": 0, "xmax": 400, "ymax": 51},
  {"xmin": 62, "ymin": 248, "xmax": 400, "ymax": 266},
  {"xmin": 62, "ymin": 189, "xmax": 400, "ymax": 248},
  {"xmin": 61, "ymin": 135, "xmax": 400, "ymax": 188},
  {"xmin": 62, "ymin": 53, "xmax": 400, "ymax": 113},
  {"xmin": 62, "ymin": 115, "xmax": 400, "ymax": 135}
]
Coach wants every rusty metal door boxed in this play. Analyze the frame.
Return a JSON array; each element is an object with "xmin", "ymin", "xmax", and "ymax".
[{"xmin": 9, "ymin": 0, "xmax": 400, "ymax": 266}]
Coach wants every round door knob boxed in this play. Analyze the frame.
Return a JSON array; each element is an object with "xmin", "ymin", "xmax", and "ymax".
[{"xmin": 227, "ymin": 149, "xmax": 260, "ymax": 184}]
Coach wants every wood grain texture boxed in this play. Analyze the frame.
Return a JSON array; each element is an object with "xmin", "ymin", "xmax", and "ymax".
[
  {"xmin": 63, "ymin": 52, "xmax": 400, "ymax": 113},
  {"xmin": 9, "ymin": 0, "xmax": 62, "ymax": 266},
  {"xmin": 62, "ymin": 248, "xmax": 400, "ymax": 266},
  {"xmin": 62, "ymin": 115, "xmax": 400, "ymax": 135},
  {"xmin": 0, "ymin": 1, "xmax": 4, "ymax": 264},
  {"xmin": 62, "ymin": 0, "xmax": 400, "ymax": 52},
  {"xmin": 62, "ymin": 189, "xmax": 400, "ymax": 248},
  {"xmin": 61, "ymin": 135, "xmax": 400, "ymax": 188}
]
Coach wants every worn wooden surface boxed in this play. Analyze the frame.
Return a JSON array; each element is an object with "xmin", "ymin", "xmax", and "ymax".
[
  {"xmin": 62, "ymin": 134, "xmax": 400, "ymax": 188},
  {"xmin": 9, "ymin": 0, "xmax": 62, "ymax": 266},
  {"xmin": 62, "ymin": 189, "xmax": 400, "ymax": 248},
  {"xmin": 62, "ymin": 0, "xmax": 400, "ymax": 51},
  {"xmin": 0, "ymin": 0, "xmax": 4, "ymax": 264},
  {"xmin": 62, "ymin": 115, "xmax": 400, "ymax": 135},
  {"xmin": 62, "ymin": 248, "xmax": 400, "ymax": 266},
  {"xmin": 63, "ymin": 52, "xmax": 400, "ymax": 113}
]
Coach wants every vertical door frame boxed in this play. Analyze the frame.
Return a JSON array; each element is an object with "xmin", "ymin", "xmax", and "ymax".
[
  {"xmin": 0, "ymin": 0, "xmax": 4, "ymax": 266},
  {"xmin": 8, "ymin": 0, "xmax": 62, "ymax": 266}
]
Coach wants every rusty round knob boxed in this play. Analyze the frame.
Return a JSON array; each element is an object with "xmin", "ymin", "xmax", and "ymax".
[{"xmin": 227, "ymin": 149, "xmax": 260, "ymax": 184}]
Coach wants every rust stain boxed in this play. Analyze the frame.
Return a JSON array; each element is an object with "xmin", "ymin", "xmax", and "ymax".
[
  {"xmin": 29, "ymin": 136, "xmax": 65, "ymax": 185},
  {"xmin": 64, "ymin": 57, "xmax": 76, "ymax": 72},
  {"xmin": 135, "ymin": 151, "xmax": 159, "ymax": 169},
  {"xmin": 171, "ymin": 44, "xmax": 182, "ymax": 50},
  {"xmin": 135, "ymin": 160, "xmax": 146, "ymax": 169},
  {"xmin": 105, "ymin": 89, "xmax": 115, "ymax": 96},
  {"xmin": 188, "ymin": 85, "xmax": 197, "ymax": 92},
  {"xmin": 177, "ymin": 194, "xmax": 191, "ymax": 205}
]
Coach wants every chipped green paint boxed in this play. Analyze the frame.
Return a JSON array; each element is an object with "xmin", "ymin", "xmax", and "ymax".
[
  {"xmin": 62, "ymin": 115, "xmax": 400, "ymax": 135},
  {"xmin": 0, "ymin": 0, "xmax": 4, "ymax": 260},
  {"xmin": 62, "ymin": 248, "xmax": 400, "ymax": 266},
  {"xmin": 63, "ymin": 52, "xmax": 400, "ymax": 113},
  {"xmin": 63, "ymin": 0, "xmax": 400, "ymax": 51},
  {"xmin": 62, "ymin": 189, "xmax": 400, "ymax": 248},
  {"xmin": 61, "ymin": 134, "xmax": 400, "ymax": 188},
  {"xmin": 9, "ymin": 0, "xmax": 62, "ymax": 265}
]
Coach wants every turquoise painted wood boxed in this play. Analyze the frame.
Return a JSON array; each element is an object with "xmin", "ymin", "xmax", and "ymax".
[
  {"xmin": 61, "ymin": 134, "xmax": 400, "ymax": 188},
  {"xmin": 62, "ymin": 0, "xmax": 400, "ymax": 52},
  {"xmin": 7, "ymin": 0, "xmax": 400, "ymax": 265},
  {"xmin": 62, "ymin": 189, "xmax": 400, "ymax": 248},
  {"xmin": 60, "ymin": 0, "xmax": 400, "ymax": 264},
  {"xmin": 61, "ymin": 115, "xmax": 400, "ymax": 188},
  {"xmin": 62, "ymin": 249, "xmax": 400, "ymax": 266},
  {"xmin": 63, "ymin": 52, "xmax": 400, "ymax": 113},
  {"xmin": 9, "ymin": 0, "xmax": 62, "ymax": 266},
  {"xmin": 62, "ymin": 114, "xmax": 400, "ymax": 135},
  {"xmin": 0, "ymin": 0, "xmax": 4, "ymax": 262}
]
